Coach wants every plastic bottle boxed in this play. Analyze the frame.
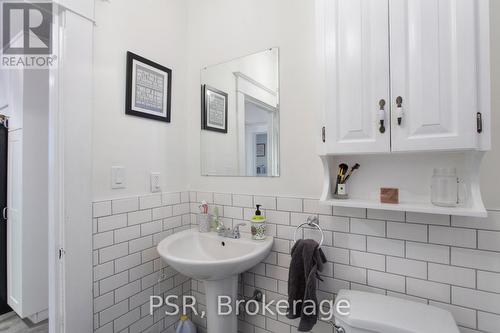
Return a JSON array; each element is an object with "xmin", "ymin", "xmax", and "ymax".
[
  {"xmin": 175, "ymin": 315, "xmax": 196, "ymax": 333},
  {"xmin": 250, "ymin": 204, "xmax": 267, "ymax": 240}
]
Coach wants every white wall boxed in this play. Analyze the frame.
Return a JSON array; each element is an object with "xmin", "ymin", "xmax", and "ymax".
[
  {"xmin": 480, "ymin": 0, "xmax": 500, "ymax": 210},
  {"xmin": 92, "ymin": 0, "xmax": 189, "ymax": 200},
  {"xmin": 186, "ymin": 0, "xmax": 323, "ymax": 197},
  {"xmin": 90, "ymin": 0, "xmax": 500, "ymax": 203},
  {"xmin": 91, "ymin": 0, "xmax": 499, "ymax": 204},
  {"xmin": 186, "ymin": 0, "xmax": 500, "ymax": 210}
]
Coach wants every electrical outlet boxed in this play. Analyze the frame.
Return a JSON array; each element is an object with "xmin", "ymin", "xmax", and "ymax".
[{"xmin": 150, "ymin": 172, "xmax": 161, "ymax": 193}]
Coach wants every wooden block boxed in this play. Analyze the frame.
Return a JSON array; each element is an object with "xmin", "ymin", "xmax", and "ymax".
[{"xmin": 381, "ymin": 188, "xmax": 399, "ymax": 204}]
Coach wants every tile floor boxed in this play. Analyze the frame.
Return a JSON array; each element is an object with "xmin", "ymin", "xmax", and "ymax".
[{"xmin": 0, "ymin": 312, "xmax": 48, "ymax": 333}]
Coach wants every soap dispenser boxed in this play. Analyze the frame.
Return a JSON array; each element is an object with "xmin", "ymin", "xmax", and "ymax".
[{"xmin": 250, "ymin": 204, "xmax": 266, "ymax": 240}]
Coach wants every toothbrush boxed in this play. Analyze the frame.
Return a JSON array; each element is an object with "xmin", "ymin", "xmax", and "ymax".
[
  {"xmin": 335, "ymin": 163, "xmax": 349, "ymax": 194},
  {"xmin": 199, "ymin": 200, "xmax": 208, "ymax": 214},
  {"xmin": 343, "ymin": 163, "xmax": 360, "ymax": 183}
]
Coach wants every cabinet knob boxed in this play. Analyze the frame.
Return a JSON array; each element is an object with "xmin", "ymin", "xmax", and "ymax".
[
  {"xmin": 378, "ymin": 99, "xmax": 386, "ymax": 133},
  {"xmin": 396, "ymin": 96, "xmax": 403, "ymax": 125}
]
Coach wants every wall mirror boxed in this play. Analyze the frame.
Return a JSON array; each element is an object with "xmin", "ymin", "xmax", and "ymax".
[{"xmin": 201, "ymin": 48, "xmax": 280, "ymax": 177}]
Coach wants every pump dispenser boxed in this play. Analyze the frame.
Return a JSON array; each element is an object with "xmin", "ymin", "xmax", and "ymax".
[{"xmin": 250, "ymin": 204, "xmax": 267, "ymax": 240}]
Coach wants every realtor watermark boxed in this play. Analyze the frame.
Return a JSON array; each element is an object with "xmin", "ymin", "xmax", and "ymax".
[
  {"xmin": 150, "ymin": 294, "xmax": 351, "ymax": 321},
  {"xmin": 150, "ymin": 296, "xmax": 206, "ymax": 318},
  {"xmin": 1, "ymin": 1, "xmax": 57, "ymax": 68}
]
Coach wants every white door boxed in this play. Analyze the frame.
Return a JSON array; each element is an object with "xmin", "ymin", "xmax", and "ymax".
[
  {"xmin": 389, "ymin": 0, "xmax": 479, "ymax": 151},
  {"xmin": 7, "ymin": 129, "xmax": 22, "ymax": 313},
  {"xmin": 324, "ymin": 0, "xmax": 391, "ymax": 154},
  {"xmin": 60, "ymin": 11, "xmax": 93, "ymax": 333},
  {"xmin": 49, "ymin": 8, "xmax": 93, "ymax": 333}
]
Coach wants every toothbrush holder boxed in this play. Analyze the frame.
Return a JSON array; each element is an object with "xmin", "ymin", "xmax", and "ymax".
[
  {"xmin": 333, "ymin": 183, "xmax": 349, "ymax": 199},
  {"xmin": 197, "ymin": 213, "xmax": 211, "ymax": 233}
]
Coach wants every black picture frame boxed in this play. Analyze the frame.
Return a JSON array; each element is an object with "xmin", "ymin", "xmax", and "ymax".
[
  {"xmin": 202, "ymin": 84, "xmax": 228, "ymax": 133},
  {"xmin": 256, "ymin": 143, "xmax": 266, "ymax": 157},
  {"xmin": 126, "ymin": 51, "xmax": 172, "ymax": 122}
]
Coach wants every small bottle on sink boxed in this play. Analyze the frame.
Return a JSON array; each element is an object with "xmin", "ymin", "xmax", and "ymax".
[{"xmin": 250, "ymin": 205, "xmax": 266, "ymax": 240}]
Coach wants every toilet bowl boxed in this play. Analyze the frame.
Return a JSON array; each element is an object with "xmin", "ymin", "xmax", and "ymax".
[{"xmin": 334, "ymin": 290, "xmax": 459, "ymax": 333}]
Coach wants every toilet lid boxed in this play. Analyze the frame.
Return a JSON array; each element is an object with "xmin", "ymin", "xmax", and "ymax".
[{"xmin": 334, "ymin": 290, "xmax": 460, "ymax": 333}]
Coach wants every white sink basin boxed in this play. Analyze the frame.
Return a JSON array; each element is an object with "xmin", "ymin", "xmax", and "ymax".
[
  {"xmin": 157, "ymin": 228, "xmax": 273, "ymax": 280},
  {"xmin": 157, "ymin": 228, "xmax": 274, "ymax": 333}
]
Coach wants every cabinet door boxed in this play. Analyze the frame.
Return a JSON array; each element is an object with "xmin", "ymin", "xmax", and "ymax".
[
  {"xmin": 389, "ymin": 0, "xmax": 479, "ymax": 151},
  {"xmin": 324, "ymin": 0, "xmax": 391, "ymax": 154},
  {"xmin": 7, "ymin": 129, "xmax": 22, "ymax": 314}
]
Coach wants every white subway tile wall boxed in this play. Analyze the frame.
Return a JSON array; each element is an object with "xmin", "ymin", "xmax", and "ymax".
[
  {"xmin": 93, "ymin": 191, "xmax": 500, "ymax": 333},
  {"xmin": 92, "ymin": 192, "xmax": 192, "ymax": 333}
]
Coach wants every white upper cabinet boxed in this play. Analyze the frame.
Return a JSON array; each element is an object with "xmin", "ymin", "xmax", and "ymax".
[
  {"xmin": 319, "ymin": 0, "xmax": 490, "ymax": 154},
  {"xmin": 323, "ymin": 0, "xmax": 391, "ymax": 154},
  {"xmin": 390, "ymin": 0, "xmax": 482, "ymax": 152}
]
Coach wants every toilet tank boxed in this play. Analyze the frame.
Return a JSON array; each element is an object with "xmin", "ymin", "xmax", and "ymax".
[{"xmin": 334, "ymin": 290, "xmax": 459, "ymax": 333}]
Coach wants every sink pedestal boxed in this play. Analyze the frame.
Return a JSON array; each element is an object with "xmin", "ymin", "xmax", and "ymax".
[{"xmin": 204, "ymin": 275, "xmax": 238, "ymax": 333}]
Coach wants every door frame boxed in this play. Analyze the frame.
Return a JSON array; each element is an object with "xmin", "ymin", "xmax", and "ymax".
[
  {"xmin": 243, "ymin": 97, "xmax": 279, "ymax": 177},
  {"xmin": 0, "ymin": 119, "xmax": 10, "ymax": 315},
  {"xmin": 48, "ymin": 8, "xmax": 64, "ymax": 332},
  {"xmin": 48, "ymin": 5, "xmax": 94, "ymax": 333},
  {"xmin": 235, "ymin": 72, "xmax": 279, "ymax": 177}
]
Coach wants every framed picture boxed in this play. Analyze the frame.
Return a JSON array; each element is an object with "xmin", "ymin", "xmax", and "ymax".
[
  {"xmin": 256, "ymin": 143, "xmax": 266, "ymax": 157},
  {"xmin": 202, "ymin": 85, "xmax": 228, "ymax": 133},
  {"xmin": 126, "ymin": 51, "xmax": 172, "ymax": 122}
]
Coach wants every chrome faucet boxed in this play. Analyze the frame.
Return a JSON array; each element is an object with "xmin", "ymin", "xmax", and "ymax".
[{"xmin": 218, "ymin": 223, "xmax": 246, "ymax": 239}]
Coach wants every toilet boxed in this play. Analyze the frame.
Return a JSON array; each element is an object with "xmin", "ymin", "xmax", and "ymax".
[{"xmin": 334, "ymin": 290, "xmax": 459, "ymax": 333}]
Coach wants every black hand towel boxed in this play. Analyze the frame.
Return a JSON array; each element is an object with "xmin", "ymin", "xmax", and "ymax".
[{"xmin": 286, "ymin": 239, "xmax": 327, "ymax": 332}]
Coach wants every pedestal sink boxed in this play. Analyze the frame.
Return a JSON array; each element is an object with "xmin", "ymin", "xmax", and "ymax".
[{"xmin": 157, "ymin": 229, "xmax": 273, "ymax": 333}]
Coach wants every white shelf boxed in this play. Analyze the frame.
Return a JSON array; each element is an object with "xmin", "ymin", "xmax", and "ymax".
[
  {"xmin": 319, "ymin": 152, "xmax": 488, "ymax": 218},
  {"xmin": 322, "ymin": 198, "xmax": 487, "ymax": 218}
]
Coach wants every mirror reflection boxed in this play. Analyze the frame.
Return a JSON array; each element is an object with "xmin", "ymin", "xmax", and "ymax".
[{"xmin": 201, "ymin": 48, "xmax": 280, "ymax": 177}]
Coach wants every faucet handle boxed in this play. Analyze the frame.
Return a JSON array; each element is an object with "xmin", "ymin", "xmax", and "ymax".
[
  {"xmin": 233, "ymin": 223, "xmax": 246, "ymax": 238},
  {"xmin": 216, "ymin": 223, "xmax": 226, "ymax": 236}
]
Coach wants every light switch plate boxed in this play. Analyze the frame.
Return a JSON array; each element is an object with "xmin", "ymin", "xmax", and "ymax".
[
  {"xmin": 150, "ymin": 172, "xmax": 161, "ymax": 193},
  {"xmin": 111, "ymin": 166, "xmax": 126, "ymax": 189}
]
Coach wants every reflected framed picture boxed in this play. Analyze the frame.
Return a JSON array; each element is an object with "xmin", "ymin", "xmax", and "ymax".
[
  {"xmin": 256, "ymin": 143, "xmax": 266, "ymax": 157},
  {"xmin": 202, "ymin": 85, "xmax": 228, "ymax": 133},
  {"xmin": 126, "ymin": 51, "xmax": 172, "ymax": 122}
]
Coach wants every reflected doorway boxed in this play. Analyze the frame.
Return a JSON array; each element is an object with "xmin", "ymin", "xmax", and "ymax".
[{"xmin": 244, "ymin": 98, "xmax": 279, "ymax": 176}]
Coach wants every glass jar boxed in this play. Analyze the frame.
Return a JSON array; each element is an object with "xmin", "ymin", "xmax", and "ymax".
[
  {"xmin": 431, "ymin": 168, "xmax": 465, "ymax": 207},
  {"xmin": 197, "ymin": 213, "xmax": 211, "ymax": 233}
]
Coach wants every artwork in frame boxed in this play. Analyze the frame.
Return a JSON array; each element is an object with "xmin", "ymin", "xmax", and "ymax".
[
  {"xmin": 202, "ymin": 84, "xmax": 228, "ymax": 133},
  {"xmin": 256, "ymin": 143, "xmax": 266, "ymax": 157},
  {"xmin": 126, "ymin": 51, "xmax": 172, "ymax": 122}
]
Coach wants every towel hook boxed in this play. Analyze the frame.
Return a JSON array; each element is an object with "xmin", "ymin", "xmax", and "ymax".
[{"xmin": 293, "ymin": 216, "xmax": 324, "ymax": 247}]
